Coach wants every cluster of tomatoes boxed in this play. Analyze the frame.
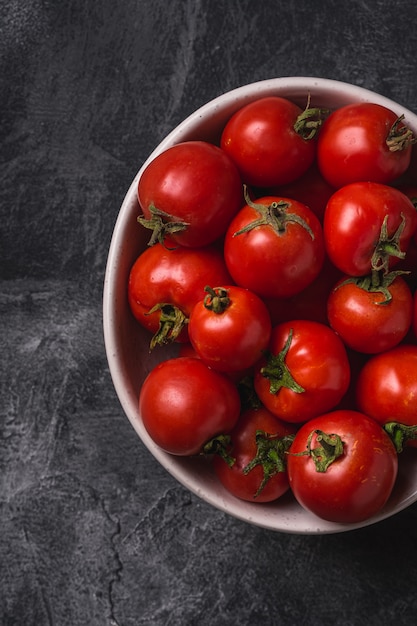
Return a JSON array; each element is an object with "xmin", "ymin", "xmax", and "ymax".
[{"xmin": 128, "ymin": 95, "xmax": 417, "ymax": 524}]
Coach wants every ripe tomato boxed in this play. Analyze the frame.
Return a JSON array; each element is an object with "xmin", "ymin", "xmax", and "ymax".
[
  {"xmin": 224, "ymin": 194, "xmax": 325, "ymax": 299},
  {"xmin": 266, "ymin": 161, "xmax": 336, "ymax": 223},
  {"xmin": 414, "ymin": 291, "xmax": 417, "ymax": 339},
  {"xmin": 128, "ymin": 242, "xmax": 232, "ymax": 348},
  {"xmin": 212, "ymin": 407, "xmax": 296, "ymax": 503},
  {"xmin": 327, "ymin": 272, "xmax": 413, "ymax": 353},
  {"xmin": 188, "ymin": 285, "xmax": 272, "ymax": 372},
  {"xmin": 254, "ymin": 320, "xmax": 350, "ymax": 423},
  {"xmin": 356, "ymin": 345, "xmax": 417, "ymax": 450},
  {"xmin": 317, "ymin": 102, "xmax": 414, "ymax": 188},
  {"xmin": 323, "ymin": 182, "xmax": 417, "ymax": 276},
  {"xmin": 139, "ymin": 357, "xmax": 241, "ymax": 455},
  {"xmin": 287, "ymin": 410, "xmax": 398, "ymax": 523},
  {"xmin": 264, "ymin": 255, "xmax": 342, "ymax": 327},
  {"xmin": 220, "ymin": 96, "xmax": 327, "ymax": 187},
  {"xmin": 137, "ymin": 141, "xmax": 243, "ymax": 248}
]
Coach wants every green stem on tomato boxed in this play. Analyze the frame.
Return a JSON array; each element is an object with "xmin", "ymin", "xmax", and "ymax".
[
  {"xmin": 260, "ymin": 329, "xmax": 305, "ymax": 396},
  {"xmin": 370, "ymin": 213, "xmax": 407, "ymax": 274},
  {"xmin": 145, "ymin": 302, "xmax": 188, "ymax": 350},
  {"xmin": 202, "ymin": 434, "xmax": 235, "ymax": 466},
  {"xmin": 293, "ymin": 95, "xmax": 330, "ymax": 140},
  {"xmin": 290, "ymin": 429, "xmax": 344, "ymax": 473},
  {"xmin": 334, "ymin": 268, "xmax": 410, "ymax": 305},
  {"xmin": 233, "ymin": 186, "xmax": 315, "ymax": 239},
  {"xmin": 386, "ymin": 114, "xmax": 417, "ymax": 152},
  {"xmin": 203, "ymin": 285, "xmax": 230, "ymax": 314},
  {"xmin": 243, "ymin": 430, "xmax": 295, "ymax": 497},
  {"xmin": 138, "ymin": 204, "xmax": 190, "ymax": 247},
  {"xmin": 383, "ymin": 422, "xmax": 417, "ymax": 453}
]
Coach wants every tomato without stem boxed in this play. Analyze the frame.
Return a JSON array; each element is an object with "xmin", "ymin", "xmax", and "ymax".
[
  {"xmin": 266, "ymin": 161, "xmax": 335, "ymax": 223},
  {"xmin": 356, "ymin": 345, "xmax": 417, "ymax": 450},
  {"xmin": 128, "ymin": 242, "xmax": 232, "ymax": 348},
  {"xmin": 137, "ymin": 141, "xmax": 243, "ymax": 248},
  {"xmin": 220, "ymin": 96, "xmax": 328, "ymax": 187},
  {"xmin": 139, "ymin": 357, "xmax": 241, "ymax": 455},
  {"xmin": 212, "ymin": 407, "xmax": 296, "ymax": 503},
  {"xmin": 324, "ymin": 182, "xmax": 417, "ymax": 276},
  {"xmin": 287, "ymin": 410, "xmax": 398, "ymax": 523},
  {"xmin": 317, "ymin": 102, "xmax": 414, "ymax": 188},
  {"xmin": 188, "ymin": 285, "xmax": 272, "ymax": 372},
  {"xmin": 224, "ymin": 194, "xmax": 325, "ymax": 299},
  {"xmin": 264, "ymin": 255, "xmax": 342, "ymax": 327},
  {"xmin": 254, "ymin": 320, "xmax": 351, "ymax": 423},
  {"xmin": 327, "ymin": 272, "xmax": 413, "ymax": 354},
  {"xmin": 413, "ymin": 291, "xmax": 417, "ymax": 340}
]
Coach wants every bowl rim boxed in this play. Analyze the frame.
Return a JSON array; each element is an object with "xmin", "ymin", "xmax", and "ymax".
[{"xmin": 103, "ymin": 76, "xmax": 417, "ymax": 534}]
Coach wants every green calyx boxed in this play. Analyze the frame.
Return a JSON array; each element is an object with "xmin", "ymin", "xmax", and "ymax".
[
  {"xmin": 233, "ymin": 186, "xmax": 314, "ymax": 239},
  {"xmin": 371, "ymin": 213, "xmax": 407, "ymax": 274},
  {"xmin": 260, "ymin": 329, "xmax": 305, "ymax": 396},
  {"xmin": 243, "ymin": 430, "xmax": 295, "ymax": 498},
  {"xmin": 386, "ymin": 114, "xmax": 417, "ymax": 152},
  {"xmin": 138, "ymin": 204, "xmax": 190, "ymax": 247},
  {"xmin": 203, "ymin": 285, "xmax": 230, "ymax": 314},
  {"xmin": 203, "ymin": 434, "xmax": 235, "ymax": 466},
  {"xmin": 383, "ymin": 421, "xmax": 417, "ymax": 453},
  {"xmin": 335, "ymin": 268, "xmax": 410, "ymax": 305},
  {"xmin": 145, "ymin": 302, "xmax": 188, "ymax": 350},
  {"xmin": 292, "ymin": 429, "xmax": 345, "ymax": 473},
  {"xmin": 293, "ymin": 95, "xmax": 330, "ymax": 140}
]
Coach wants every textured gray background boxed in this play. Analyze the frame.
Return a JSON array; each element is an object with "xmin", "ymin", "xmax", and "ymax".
[{"xmin": 2, "ymin": 1, "xmax": 417, "ymax": 624}]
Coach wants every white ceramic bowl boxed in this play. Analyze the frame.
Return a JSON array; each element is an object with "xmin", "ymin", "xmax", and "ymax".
[{"xmin": 103, "ymin": 77, "xmax": 417, "ymax": 534}]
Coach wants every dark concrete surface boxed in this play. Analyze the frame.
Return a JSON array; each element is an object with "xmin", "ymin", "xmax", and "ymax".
[{"xmin": 2, "ymin": 1, "xmax": 417, "ymax": 624}]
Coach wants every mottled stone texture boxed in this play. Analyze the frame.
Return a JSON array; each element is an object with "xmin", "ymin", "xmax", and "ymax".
[{"xmin": 1, "ymin": 1, "xmax": 417, "ymax": 624}]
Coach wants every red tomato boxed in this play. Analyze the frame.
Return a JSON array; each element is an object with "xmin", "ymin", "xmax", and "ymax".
[
  {"xmin": 414, "ymin": 291, "xmax": 417, "ymax": 339},
  {"xmin": 324, "ymin": 182, "xmax": 417, "ymax": 276},
  {"xmin": 317, "ymin": 102, "xmax": 414, "ymax": 188},
  {"xmin": 139, "ymin": 357, "xmax": 241, "ymax": 455},
  {"xmin": 356, "ymin": 345, "xmax": 417, "ymax": 450},
  {"xmin": 254, "ymin": 320, "xmax": 351, "ymax": 423},
  {"xmin": 212, "ymin": 407, "xmax": 296, "ymax": 503},
  {"xmin": 220, "ymin": 96, "xmax": 327, "ymax": 187},
  {"xmin": 287, "ymin": 410, "xmax": 398, "ymax": 523},
  {"xmin": 137, "ymin": 141, "xmax": 243, "ymax": 247},
  {"xmin": 264, "ymin": 256, "xmax": 342, "ymax": 327},
  {"xmin": 266, "ymin": 161, "xmax": 336, "ymax": 223},
  {"xmin": 224, "ymin": 195, "xmax": 325, "ymax": 298},
  {"xmin": 188, "ymin": 285, "xmax": 272, "ymax": 372},
  {"xmin": 327, "ymin": 272, "xmax": 413, "ymax": 353},
  {"xmin": 128, "ymin": 242, "xmax": 232, "ymax": 348}
]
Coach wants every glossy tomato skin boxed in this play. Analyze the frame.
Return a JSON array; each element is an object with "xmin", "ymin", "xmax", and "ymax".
[
  {"xmin": 287, "ymin": 410, "xmax": 398, "ymax": 523},
  {"xmin": 138, "ymin": 141, "xmax": 243, "ymax": 247},
  {"xmin": 327, "ymin": 274, "xmax": 413, "ymax": 354},
  {"xmin": 220, "ymin": 97, "xmax": 317, "ymax": 187},
  {"xmin": 128, "ymin": 242, "xmax": 232, "ymax": 344},
  {"xmin": 356, "ymin": 345, "xmax": 417, "ymax": 448},
  {"xmin": 224, "ymin": 196, "xmax": 325, "ymax": 299},
  {"xmin": 254, "ymin": 320, "xmax": 351, "ymax": 424},
  {"xmin": 324, "ymin": 182, "xmax": 417, "ymax": 276},
  {"xmin": 317, "ymin": 102, "xmax": 412, "ymax": 188},
  {"xmin": 188, "ymin": 285, "xmax": 272, "ymax": 372},
  {"xmin": 213, "ymin": 407, "xmax": 296, "ymax": 503},
  {"xmin": 139, "ymin": 357, "xmax": 241, "ymax": 455}
]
